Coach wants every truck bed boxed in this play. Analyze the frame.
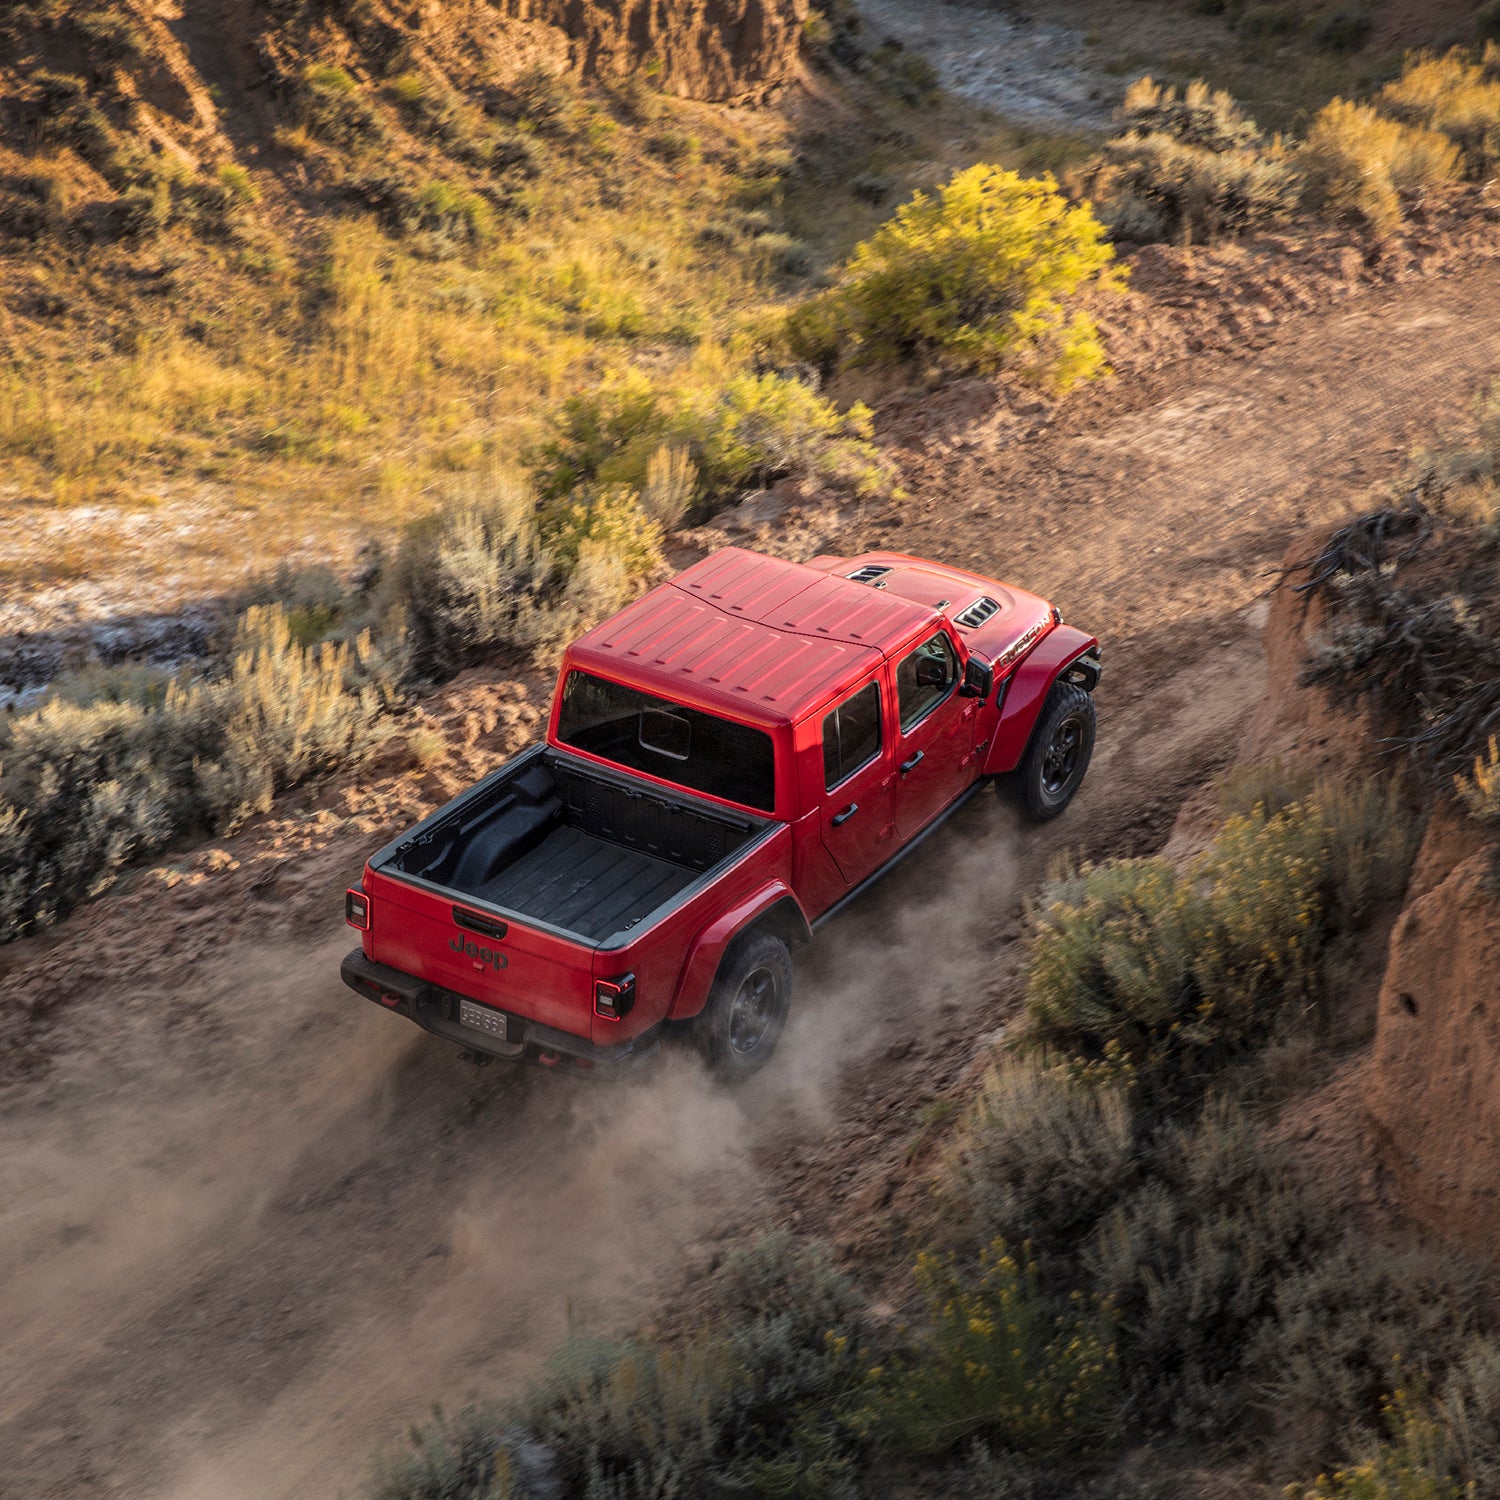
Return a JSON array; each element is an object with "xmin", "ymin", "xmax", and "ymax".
[
  {"xmin": 376, "ymin": 747, "xmax": 768, "ymax": 946},
  {"xmin": 476, "ymin": 825, "xmax": 696, "ymax": 943}
]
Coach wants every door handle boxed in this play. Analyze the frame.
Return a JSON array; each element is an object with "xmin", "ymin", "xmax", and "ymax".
[
  {"xmin": 900, "ymin": 750, "xmax": 925, "ymax": 774},
  {"xmin": 831, "ymin": 803, "xmax": 859, "ymax": 826}
]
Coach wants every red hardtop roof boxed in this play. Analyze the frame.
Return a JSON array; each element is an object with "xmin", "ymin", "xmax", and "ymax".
[{"xmin": 564, "ymin": 547, "xmax": 939, "ymax": 725}]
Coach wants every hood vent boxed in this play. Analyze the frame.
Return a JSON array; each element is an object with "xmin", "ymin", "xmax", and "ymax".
[
  {"xmin": 955, "ymin": 596, "xmax": 1001, "ymax": 630},
  {"xmin": 846, "ymin": 564, "xmax": 891, "ymax": 587}
]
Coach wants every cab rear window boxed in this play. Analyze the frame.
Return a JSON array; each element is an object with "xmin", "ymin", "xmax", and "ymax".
[{"xmin": 556, "ymin": 671, "xmax": 776, "ymax": 812}]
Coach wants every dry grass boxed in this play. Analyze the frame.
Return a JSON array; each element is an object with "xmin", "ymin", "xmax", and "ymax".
[{"xmin": 0, "ymin": 106, "xmax": 791, "ymax": 517}]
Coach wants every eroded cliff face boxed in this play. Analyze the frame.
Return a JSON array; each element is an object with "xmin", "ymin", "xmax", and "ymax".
[
  {"xmin": 493, "ymin": 0, "xmax": 809, "ymax": 100},
  {"xmin": 1364, "ymin": 825, "xmax": 1500, "ymax": 1256}
]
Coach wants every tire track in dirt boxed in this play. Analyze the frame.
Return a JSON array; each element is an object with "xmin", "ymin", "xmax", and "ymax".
[{"xmin": 4, "ymin": 263, "xmax": 1500, "ymax": 1498}]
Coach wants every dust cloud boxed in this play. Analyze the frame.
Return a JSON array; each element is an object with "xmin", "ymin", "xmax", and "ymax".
[{"xmin": 1, "ymin": 798, "xmax": 1028, "ymax": 1500}]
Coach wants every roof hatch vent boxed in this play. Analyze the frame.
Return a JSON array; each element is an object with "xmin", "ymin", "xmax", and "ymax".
[
  {"xmin": 955, "ymin": 596, "xmax": 1001, "ymax": 630},
  {"xmin": 846, "ymin": 564, "xmax": 892, "ymax": 587}
]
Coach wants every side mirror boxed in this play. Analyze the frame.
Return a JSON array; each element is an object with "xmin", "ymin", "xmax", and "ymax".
[{"xmin": 959, "ymin": 657, "xmax": 993, "ymax": 700}]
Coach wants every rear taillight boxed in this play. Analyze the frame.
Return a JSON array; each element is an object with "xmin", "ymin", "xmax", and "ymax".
[
  {"xmin": 346, "ymin": 888, "xmax": 370, "ymax": 930},
  {"xmin": 594, "ymin": 974, "xmax": 636, "ymax": 1022}
]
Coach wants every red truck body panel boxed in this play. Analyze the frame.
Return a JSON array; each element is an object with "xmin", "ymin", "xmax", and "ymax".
[
  {"xmin": 346, "ymin": 546, "xmax": 1099, "ymax": 1072},
  {"xmin": 563, "ymin": 547, "xmax": 934, "ymax": 729},
  {"xmin": 984, "ymin": 624, "xmax": 1102, "ymax": 777},
  {"xmin": 362, "ymin": 861, "xmax": 597, "ymax": 1036}
]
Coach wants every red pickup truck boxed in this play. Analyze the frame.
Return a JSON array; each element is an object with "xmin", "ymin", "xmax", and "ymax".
[{"xmin": 342, "ymin": 547, "xmax": 1100, "ymax": 1080}]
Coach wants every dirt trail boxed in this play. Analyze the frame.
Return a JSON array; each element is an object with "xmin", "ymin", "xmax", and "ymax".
[{"xmin": 6, "ymin": 254, "xmax": 1500, "ymax": 1497}]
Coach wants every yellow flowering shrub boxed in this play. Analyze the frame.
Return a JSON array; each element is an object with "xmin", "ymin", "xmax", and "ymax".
[
  {"xmin": 1286, "ymin": 1387, "xmax": 1471, "ymax": 1500},
  {"xmin": 786, "ymin": 164, "xmax": 1121, "ymax": 390},
  {"xmin": 1455, "ymin": 736, "xmax": 1500, "ymax": 826},
  {"xmin": 873, "ymin": 1239, "xmax": 1116, "ymax": 1457}
]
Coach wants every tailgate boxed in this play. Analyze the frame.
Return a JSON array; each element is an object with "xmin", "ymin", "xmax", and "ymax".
[{"xmin": 362, "ymin": 865, "xmax": 596, "ymax": 1040}]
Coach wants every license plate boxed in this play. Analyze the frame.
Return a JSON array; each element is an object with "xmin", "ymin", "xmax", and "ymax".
[{"xmin": 459, "ymin": 999, "xmax": 507, "ymax": 1040}]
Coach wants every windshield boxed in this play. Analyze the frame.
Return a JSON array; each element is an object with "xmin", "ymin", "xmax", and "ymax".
[{"xmin": 555, "ymin": 671, "xmax": 776, "ymax": 813}]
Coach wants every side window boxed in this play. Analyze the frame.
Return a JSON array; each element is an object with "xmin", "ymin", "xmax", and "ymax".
[
  {"xmin": 822, "ymin": 681, "xmax": 882, "ymax": 791},
  {"xmin": 896, "ymin": 631, "xmax": 958, "ymax": 732}
]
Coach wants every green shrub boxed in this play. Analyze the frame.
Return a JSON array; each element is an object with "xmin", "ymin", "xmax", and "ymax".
[
  {"xmin": 1116, "ymin": 75, "xmax": 1264, "ymax": 152},
  {"xmin": 216, "ymin": 162, "xmax": 259, "ymax": 203},
  {"xmin": 386, "ymin": 72, "xmax": 536, "ymax": 172},
  {"xmin": 1085, "ymin": 127, "xmax": 1300, "ymax": 243},
  {"xmin": 1216, "ymin": 757, "xmax": 1318, "ymax": 820},
  {"xmin": 1250, "ymin": 1241, "xmax": 1484, "ymax": 1457},
  {"xmin": 534, "ymin": 370, "xmax": 894, "ymax": 509},
  {"xmin": 639, "ymin": 443, "xmax": 699, "ymax": 528},
  {"xmin": 1237, "ymin": 3, "xmax": 1300, "ymax": 37},
  {"xmin": 533, "ymin": 374, "xmax": 665, "ymax": 497},
  {"xmin": 787, "ymin": 164, "xmax": 1118, "ymax": 389},
  {"xmin": 375, "ymin": 1234, "xmax": 872, "ymax": 1500},
  {"xmin": 379, "ymin": 473, "xmax": 553, "ymax": 679},
  {"xmin": 1300, "ymin": 98, "xmax": 1462, "ymax": 230},
  {"xmin": 519, "ymin": 1236, "xmax": 876, "ymax": 1500},
  {"xmin": 955, "ymin": 1053, "xmax": 1136, "ymax": 1269},
  {"xmin": 345, "ymin": 166, "xmax": 513, "ymax": 243},
  {"xmin": 297, "ymin": 64, "xmax": 386, "ymax": 150},
  {"xmin": 1084, "ymin": 1099, "xmax": 1325, "ymax": 1433},
  {"xmin": 1313, "ymin": 776, "xmax": 1423, "ymax": 926},
  {"xmin": 869, "ymin": 41, "xmax": 941, "ymax": 105},
  {"xmin": 76, "ymin": 8, "xmax": 150, "ymax": 63},
  {"xmin": 541, "ymin": 485, "xmax": 663, "ymax": 578},
  {"xmin": 1026, "ymin": 780, "xmax": 1418, "ymax": 1102},
  {"xmin": 1311, "ymin": 8, "xmax": 1375, "ymax": 52},
  {"xmin": 693, "ymin": 372, "xmax": 891, "ymax": 498},
  {"xmin": 0, "ymin": 605, "xmax": 390, "ymax": 942},
  {"xmin": 872, "ymin": 1239, "xmax": 1117, "ymax": 1458},
  {"xmin": 31, "ymin": 69, "xmax": 115, "ymax": 164},
  {"xmin": 412, "ymin": 180, "xmax": 496, "ymax": 242},
  {"xmin": 1379, "ymin": 49, "xmax": 1500, "ymax": 177},
  {"xmin": 1441, "ymin": 1336, "xmax": 1500, "ymax": 1491},
  {"xmin": 1079, "ymin": 79, "xmax": 1300, "ymax": 243},
  {"xmin": 646, "ymin": 128, "xmax": 700, "ymax": 164}
]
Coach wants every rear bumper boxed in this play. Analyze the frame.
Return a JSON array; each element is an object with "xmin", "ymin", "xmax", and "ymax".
[{"xmin": 340, "ymin": 948, "xmax": 658, "ymax": 1078}]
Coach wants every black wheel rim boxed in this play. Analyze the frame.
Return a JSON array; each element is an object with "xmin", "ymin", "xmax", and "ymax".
[
  {"xmin": 728, "ymin": 966, "xmax": 779, "ymax": 1055},
  {"xmin": 1041, "ymin": 715, "xmax": 1083, "ymax": 796}
]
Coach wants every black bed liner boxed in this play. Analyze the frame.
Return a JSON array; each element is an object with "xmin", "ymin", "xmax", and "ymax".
[
  {"xmin": 475, "ymin": 825, "xmax": 697, "ymax": 943},
  {"xmin": 376, "ymin": 746, "xmax": 770, "ymax": 945}
]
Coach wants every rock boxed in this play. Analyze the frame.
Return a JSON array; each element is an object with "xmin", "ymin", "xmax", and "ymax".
[
  {"xmin": 493, "ymin": 0, "xmax": 808, "ymax": 101},
  {"xmin": 1364, "ymin": 843, "xmax": 1500, "ymax": 1257}
]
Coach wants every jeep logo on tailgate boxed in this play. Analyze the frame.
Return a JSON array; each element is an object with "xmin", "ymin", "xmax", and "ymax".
[{"xmin": 450, "ymin": 935, "xmax": 508, "ymax": 970}]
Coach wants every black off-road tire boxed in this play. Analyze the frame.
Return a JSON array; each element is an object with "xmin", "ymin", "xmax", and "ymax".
[
  {"xmin": 697, "ymin": 930, "xmax": 793, "ymax": 1084},
  {"xmin": 1015, "ymin": 681, "xmax": 1096, "ymax": 821}
]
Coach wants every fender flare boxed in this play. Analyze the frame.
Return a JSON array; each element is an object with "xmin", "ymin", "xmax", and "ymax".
[
  {"xmin": 983, "ymin": 625, "xmax": 1101, "ymax": 777},
  {"xmin": 667, "ymin": 883, "xmax": 812, "ymax": 1021}
]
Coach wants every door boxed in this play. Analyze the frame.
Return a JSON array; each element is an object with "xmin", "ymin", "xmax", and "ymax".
[
  {"xmin": 818, "ymin": 675, "xmax": 896, "ymax": 884},
  {"xmin": 892, "ymin": 629, "xmax": 977, "ymax": 839}
]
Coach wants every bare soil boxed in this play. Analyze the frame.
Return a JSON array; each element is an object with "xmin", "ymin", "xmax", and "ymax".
[{"xmin": 5, "ymin": 226, "xmax": 1500, "ymax": 1495}]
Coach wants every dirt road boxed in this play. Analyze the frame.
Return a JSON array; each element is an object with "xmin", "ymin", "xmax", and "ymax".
[{"xmin": 4, "ymin": 248, "xmax": 1500, "ymax": 1498}]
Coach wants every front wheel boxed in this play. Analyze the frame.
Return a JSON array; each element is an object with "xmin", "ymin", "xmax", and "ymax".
[
  {"xmin": 696, "ymin": 931, "xmax": 793, "ymax": 1084},
  {"xmin": 1014, "ymin": 681, "xmax": 1096, "ymax": 821}
]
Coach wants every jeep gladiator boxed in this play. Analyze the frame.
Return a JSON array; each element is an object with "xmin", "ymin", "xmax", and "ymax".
[{"xmin": 341, "ymin": 547, "xmax": 1101, "ymax": 1080}]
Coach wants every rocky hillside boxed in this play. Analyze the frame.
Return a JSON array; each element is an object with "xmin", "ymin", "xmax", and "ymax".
[{"xmin": 0, "ymin": 0, "xmax": 805, "ymax": 236}]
